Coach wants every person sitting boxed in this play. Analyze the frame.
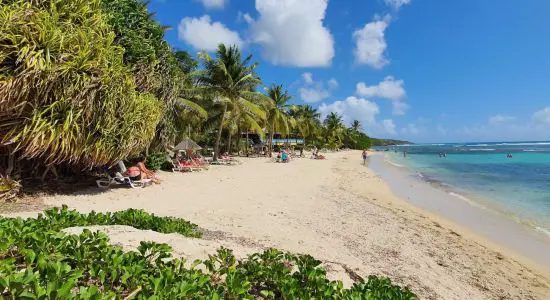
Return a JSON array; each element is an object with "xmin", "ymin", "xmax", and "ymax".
[
  {"xmin": 127, "ymin": 156, "xmax": 160, "ymax": 184},
  {"xmin": 281, "ymin": 150, "xmax": 289, "ymax": 163}
]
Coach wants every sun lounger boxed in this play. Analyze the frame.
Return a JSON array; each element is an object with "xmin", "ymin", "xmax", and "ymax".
[
  {"xmin": 96, "ymin": 171, "xmax": 152, "ymax": 189},
  {"xmin": 172, "ymin": 159, "xmax": 202, "ymax": 172}
]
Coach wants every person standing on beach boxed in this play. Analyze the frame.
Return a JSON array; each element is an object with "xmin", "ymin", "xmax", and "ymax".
[{"xmin": 362, "ymin": 150, "xmax": 368, "ymax": 165}]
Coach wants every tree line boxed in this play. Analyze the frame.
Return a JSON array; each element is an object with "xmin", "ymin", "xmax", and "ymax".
[{"xmin": 0, "ymin": 0, "xmax": 372, "ymax": 188}]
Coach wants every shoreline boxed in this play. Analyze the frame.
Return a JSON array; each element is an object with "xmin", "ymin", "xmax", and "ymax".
[
  {"xmin": 3, "ymin": 151, "xmax": 550, "ymax": 299},
  {"xmin": 369, "ymin": 152, "xmax": 550, "ymax": 272}
]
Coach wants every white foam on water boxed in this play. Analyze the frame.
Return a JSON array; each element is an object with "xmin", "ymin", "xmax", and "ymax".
[
  {"xmin": 448, "ymin": 192, "xmax": 485, "ymax": 209},
  {"xmin": 535, "ymin": 227, "xmax": 550, "ymax": 237},
  {"xmin": 497, "ymin": 142, "xmax": 550, "ymax": 146},
  {"xmin": 469, "ymin": 148, "xmax": 496, "ymax": 151},
  {"xmin": 466, "ymin": 142, "xmax": 550, "ymax": 147},
  {"xmin": 383, "ymin": 157, "xmax": 404, "ymax": 168}
]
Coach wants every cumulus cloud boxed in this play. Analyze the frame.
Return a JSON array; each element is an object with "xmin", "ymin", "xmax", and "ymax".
[
  {"xmin": 302, "ymin": 72, "xmax": 314, "ymax": 84},
  {"xmin": 392, "ymin": 101, "xmax": 409, "ymax": 116},
  {"xmin": 298, "ymin": 73, "xmax": 338, "ymax": 103},
  {"xmin": 356, "ymin": 76, "xmax": 408, "ymax": 115},
  {"xmin": 299, "ymin": 87, "xmax": 331, "ymax": 103},
  {"xmin": 356, "ymin": 76, "xmax": 405, "ymax": 100},
  {"xmin": 248, "ymin": 0, "xmax": 334, "ymax": 67},
  {"xmin": 195, "ymin": 0, "xmax": 226, "ymax": 9},
  {"xmin": 237, "ymin": 11, "xmax": 253, "ymax": 23},
  {"xmin": 488, "ymin": 114, "xmax": 516, "ymax": 125},
  {"xmin": 384, "ymin": 0, "xmax": 411, "ymax": 11},
  {"xmin": 328, "ymin": 78, "xmax": 339, "ymax": 89},
  {"xmin": 178, "ymin": 15, "xmax": 243, "ymax": 51},
  {"xmin": 353, "ymin": 15, "xmax": 391, "ymax": 68},
  {"xmin": 532, "ymin": 107, "xmax": 550, "ymax": 125},
  {"xmin": 318, "ymin": 97, "xmax": 380, "ymax": 127},
  {"xmin": 382, "ymin": 119, "xmax": 397, "ymax": 135}
]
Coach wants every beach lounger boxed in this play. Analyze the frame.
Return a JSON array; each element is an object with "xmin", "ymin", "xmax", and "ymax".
[
  {"xmin": 173, "ymin": 159, "xmax": 202, "ymax": 172},
  {"xmin": 96, "ymin": 171, "xmax": 152, "ymax": 189}
]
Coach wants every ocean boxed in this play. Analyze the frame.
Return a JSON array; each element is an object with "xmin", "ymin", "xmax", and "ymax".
[{"xmin": 381, "ymin": 141, "xmax": 550, "ymax": 237}]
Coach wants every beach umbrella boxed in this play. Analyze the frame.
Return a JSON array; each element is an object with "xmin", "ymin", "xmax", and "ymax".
[{"xmin": 173, "ymin": 137, "xmax": 202, "ymax": 151}]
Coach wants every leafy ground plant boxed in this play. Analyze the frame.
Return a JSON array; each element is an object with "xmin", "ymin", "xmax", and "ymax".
[{"xmin": 0, "ymin": 206, "xmax": 416, "ymax": 299}]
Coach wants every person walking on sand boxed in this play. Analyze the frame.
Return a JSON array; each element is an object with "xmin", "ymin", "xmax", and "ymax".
[{"xmin": 362, "ymin": 150, "xmax": 368, "ymax": 165}]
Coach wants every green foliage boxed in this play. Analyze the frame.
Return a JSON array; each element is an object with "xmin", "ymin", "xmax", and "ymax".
[
  {"xmin": 354, "ymin": 132, "xmax": 372, "ymax": 149},
  {"xmin": 99, "ymin": 0, "xmax": 198, "ymax": 151},
  {"xmin": 0, "ymin": 206, "xmax": 416, "ymax": 298},
  {"xmin": 145, "ymin": 152, "xmax": 167, "ymax": 171},
  {"xmin": 198, "ymin": 44, "xmax": 266, "ymax": 160},
  {"xmin": 0, "ymin": 0, "xmax": 162, "ymax": 168},
  {"xmin": 370, "ymin": 138, "xmax": 411, "ymax": 146}
]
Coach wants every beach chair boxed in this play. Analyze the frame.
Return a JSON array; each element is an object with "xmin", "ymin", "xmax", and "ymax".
[
  {"xmin": 173, "ymin": 159, "xmax": 202, "ymax": 172},
  {"xmin": 96, "ymin": 169, "xmax": 152, "ymax": 189}
]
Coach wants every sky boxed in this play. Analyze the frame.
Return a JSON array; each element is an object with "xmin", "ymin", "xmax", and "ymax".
[{"xmin": 148, "ymin": 0, "xmax": 550, "ymax": 143}]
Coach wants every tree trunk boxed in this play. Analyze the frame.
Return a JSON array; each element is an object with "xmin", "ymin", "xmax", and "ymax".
[
  {"xmin": 226, "ymin": 130, "xmax": 232, "ymax": 154},
  {"xmin": 236, "ymin": 127, "xmax": 242, "ymax": 155},
  {"xmin": 246, "ymin": 131, "xmax": 249, "ymax": 156},
  {"xmin": 268, "ymin": 119, "xmax": 275, "ymax": 157},
  {"xmin": 213, "ymin": 103, "xmax": 228, "ymax": 161},
  {"xmin": 6, "ymin": 150, "xmax": 14, "ymax": 179}
]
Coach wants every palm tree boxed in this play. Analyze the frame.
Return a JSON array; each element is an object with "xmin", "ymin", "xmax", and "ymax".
[
  {"xmin": 197, "ymin": 44, "xmax": 265, "ymax": 161},
  {"xmin": 324, "ymin": 112, "xmax": 345, "ymax": 149},
  {"xmin": 291, "ymin": 105, "xmax": 321, "ymax": 147},
  {"xmin": 265, "ymin": 85, "xmax": 292, "ymax": 157},
  {"xmin": 351, "ymin": 120, "xmax": 362, "ymax": 132}
]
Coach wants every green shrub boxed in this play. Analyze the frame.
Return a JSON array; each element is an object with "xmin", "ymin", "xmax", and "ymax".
[
  {"xmin": 145, "ymin": 152, "xmax": 167, "ymax": 171},
  {"xmin": 0, "ymin": 206, "xmax": 417, "ymax": 299},
  {"xmin": 0, "ymin": 0, "xmax": 162, "ymax": 168}
]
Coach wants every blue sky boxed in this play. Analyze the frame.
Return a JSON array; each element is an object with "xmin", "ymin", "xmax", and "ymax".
[{"xmin": 148, "ymin": 0, "xmax": 550, "ymax": 143}]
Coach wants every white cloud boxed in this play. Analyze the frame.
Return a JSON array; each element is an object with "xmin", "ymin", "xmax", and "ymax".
[
  {"xmin": 178, "ymin": 15, "xmax": 243, "ymax": 51},
  {"xmin": 328, "ymin": 78, "xmax": 339, "ymax": 89},
  {"xmin": 382, "ymin": 119, "xmax": 397, "ymax": 135},
  {"xmin": 318, "ymin": 97, "xmax": 380, "ymax": 127},
  {"xmin": 298, "ymin": 73, "xmax": 338, "ymax": 103},
  {"xmin": 299, "ymin": 87, "xmax": 331, "ymax": 103},
  {"xmin": 196, "ymin": 0, "xmax": 226, "ymax": 9},
  {"xmin": 237, "ymin": 11, "xmax": 253, "ymax": 24},
  {"xmin": 248, "ymin": 0, "xmax": 334, "ymax": 67},
  {"xmin": 488, "ymin": 114, "xmax": 516, "ymax": 125},
  {"xmin": 356, "ymin": 76, "xmax": 405, "ymax": 100},
  {"xmin": 532, "ymin": 107, "xmax": 550, "ymax": 125},
  {"xmin": 302, "ymin": 72, "xmax": 314, "ymax": 84},
  {"xmin": 384, "ymin": 0, "xmax": 411, "ymax": 11},
  {"xmin": 356, "ymin": 76, "xmax": 408, "ymax": 115},
  {"xmin": 353, "ymin": 15, "xmax": 391, "ymax": 68},
  {"xmin": 392, "ymin": 101, "xmax": 409, "ymax": 115}
]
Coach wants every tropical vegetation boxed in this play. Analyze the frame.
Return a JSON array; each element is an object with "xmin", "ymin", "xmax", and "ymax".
[
  {"xmin": 0, "ymin": 206, "xmax": 416, "ymax": 299},
  {"xmin": 0, "ymin": 0, "xmax": 372, "ymax": 184}
]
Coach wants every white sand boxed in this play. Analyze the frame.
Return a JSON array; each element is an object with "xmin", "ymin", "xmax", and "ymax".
[{"xmin": 8, "ymin": 151, "xmax": 550, "ymax": 299}]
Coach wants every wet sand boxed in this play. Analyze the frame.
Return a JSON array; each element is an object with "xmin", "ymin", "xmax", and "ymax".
[{"xmin": 369, "ymin": 153, "xmax": 550, "ymax": 270}]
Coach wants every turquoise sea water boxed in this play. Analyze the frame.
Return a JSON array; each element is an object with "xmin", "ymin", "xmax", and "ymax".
[{"xmin": 382, "ymin": 142, "xmax": 550, "ymax": 236}]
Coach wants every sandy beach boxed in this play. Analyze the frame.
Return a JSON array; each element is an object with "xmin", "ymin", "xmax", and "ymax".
[{"xmin": 5, "ymin": 151, "xmax": 550, "ymax": 299}]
